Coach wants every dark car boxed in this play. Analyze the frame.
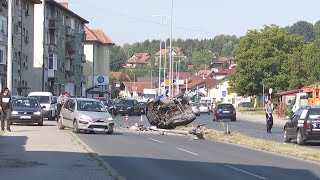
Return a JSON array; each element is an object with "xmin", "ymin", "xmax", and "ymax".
[
  {"xmin": 238, "ymin": 102, "xmax": 253, "ymax": 108},
  {"xmin": 284, "ymin": 106, "xmax": 320, "ymax": 145},
  {"xmin": 113, "ymin": 99, "xmax": 141, "ymax": 116},
  {"xmin": 139, "ymin": 102, "xmax": 147, "ymax": 115},
  {"xmin": 213, "ymin": 103, "xmax": 236, "ymax": 122},
  {"xmin": 11, "ymin": 97, "xmax": 44, "ymax": 126}
]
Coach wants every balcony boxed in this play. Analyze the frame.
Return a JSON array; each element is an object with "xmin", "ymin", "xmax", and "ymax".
[
  {"xmin": 48, "ymin": 20, "xmax": 57, "ymax": 30},
  {"xmin": 0, "ymin": 31, "xmax": 7, "ymax": 44},
  {"xmin": 48, "ymin": 69, "xmax": 55, "ymax": 78},
  {"xmin": 49, "ymin": 43, "xmax": 57, "ymax": 53},
  {"xmin": 66, "ymin": 27, "xmax": 76, "ymax": 38}
]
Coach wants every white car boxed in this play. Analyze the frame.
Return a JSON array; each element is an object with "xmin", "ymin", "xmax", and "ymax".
[
  {"xmin": 199, "ymin": 103, "xmax": 210, "ymax": 114},
  {"xmin": 190, "ymin": 103, "xmax": 200, "ymax": 116},
  {"xmin": 57, "ymin": 98, "xmax": 115, "ymax": 134}
]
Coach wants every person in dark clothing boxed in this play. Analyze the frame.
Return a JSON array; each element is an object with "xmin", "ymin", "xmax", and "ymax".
[
  {"xmin": 0, "ymin": 87, "xmax": 13, "ymax": 131},
  {"xmin": 265, "ymin": 99, "xmax": 274, "ymax": 133}
]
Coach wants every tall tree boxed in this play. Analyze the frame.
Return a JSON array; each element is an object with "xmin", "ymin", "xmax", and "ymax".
[
  {"xmin": 228, "ymin": 26, "xmax": 304, "ymax": 96},
  {"xmin": 110, "ymin": 46, "xmax": 127, "ymax": 71},
  {"xmin": 287, "ymin": 21, "xmax": 316, "ymax": 42}
]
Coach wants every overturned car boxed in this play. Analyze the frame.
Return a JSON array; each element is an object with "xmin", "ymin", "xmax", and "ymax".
[{"xmin": 146, "ymin": 93, "xmax": 196, "ymax": 129}]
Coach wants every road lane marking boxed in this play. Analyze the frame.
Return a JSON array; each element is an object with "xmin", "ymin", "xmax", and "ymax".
[
  {"xmin": 224, "ymin": 165, "xmax": 267, "ymax": 179},
  {"xmin": 148, "ymin": 138, "xmax": 163, "ymax": 144},
  {"xmin": 177, "ymin": 148, "xmax": 199, "ymax": 156}
]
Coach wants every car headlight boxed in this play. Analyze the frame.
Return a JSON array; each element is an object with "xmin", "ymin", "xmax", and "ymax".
[
  {"xmin": 33, "ymin": 111, "xmax": 41, "ymax": 115},
  {"xmin": 80, "ymin": 115, "xmax": 92, "ymax": 122},
  {"xmin": 127, "ymin": 107, "xmax": 132, "ymax": 109},
  {"xmin": 107, "ymin": 117, "xmax": 113, "ymax": 121},
  {"xmin": 12, "ymin": 111, "xmax": 18, "ymax": 115}
]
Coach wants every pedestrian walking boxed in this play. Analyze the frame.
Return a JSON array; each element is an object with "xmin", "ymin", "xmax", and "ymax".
[
  {"xmin": 265, "ymin": 99, "xmax": 274, "ymax": 133},
  {"xmin": 0, "ymin": 87, "xmax": 13, "ymax": 132}
]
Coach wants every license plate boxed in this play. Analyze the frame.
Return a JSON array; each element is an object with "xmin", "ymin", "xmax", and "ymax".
[
  {"xmin": 93, "ymin": 128, "xmax": 105, "ymax": 132},
  {"xmin": 119, "ymin": 109, "xmax": 123, "ymax": 111},
  {"xmin": 21, "ymin": 116, "xmax": 31, "ymax": 119},
  {"xmin": 223, "ymin": 111, "xmax": 230, "ymax": 113}
]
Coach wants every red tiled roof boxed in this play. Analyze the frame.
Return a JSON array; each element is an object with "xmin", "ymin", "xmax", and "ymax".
[
  {"xmin": 84, "ymin": 26, "xmax": 114, "ymax": 45},
  {"xmin": 155, "ymin": 47, "xmax": 186, "ymax": 56},
  {"xmin": 122, "ymin": 82, "xmax": 155, "ymax": 94},
  {"xmin": 110, "ymin": 72, "xmax": 130, "ymax": 81},
  {"xmin": 215, "ymin": 68, "xmax": 236, "ymax": 75},
  {"xmin": 197, "ymin": 69, "xmax": 215, "ymax": 78},
  {"xmin": 168, "ymin": 72, "xmax": 191, "ymax": 79},
  {"xmin": 59, "ymin": 2, "xmax": 68, "ymax": 8},
  {"xmin": 127, "ymin": 53, "xmax": 151, "ymax": 64}
]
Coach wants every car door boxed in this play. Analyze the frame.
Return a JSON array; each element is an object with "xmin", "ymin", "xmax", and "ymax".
[
  {"xmin": 68, "ymin": 100, "xmax": 76, "ymax": 125},
  {"xmin": 289, "ymin": 108, "xmax": 304, "ymax": 138},
  {"xmin": 134, "ymin": 100, "xmax": 139, "ymax": 114},
  {"xmin": 62, "ymin": 100, "xmax": 73, "ymax": 127}
]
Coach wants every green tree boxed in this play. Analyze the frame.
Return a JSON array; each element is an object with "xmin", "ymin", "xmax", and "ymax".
[
  {"xmin": 287, "ymin": 21, "xmax": 316, "ymax": 42},
  {"xmin": 190, "ymin": 50, "xmax": 215, "ymax": 71},
  {"xmin": 228, "ymin": 26, "xmax": 304, "ymax": 96},
  {"xmin": 314, "ymin": 20, "xmax": 320, "ymax": 39},
  {"xmin": 110, "ymin": 46, "xmax": 127, "ymax": 71}
]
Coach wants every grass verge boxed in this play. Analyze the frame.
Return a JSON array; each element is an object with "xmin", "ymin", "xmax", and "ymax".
[{"xmin": 178, "ymin": 126, "xmax": 320, "ymax": 162}]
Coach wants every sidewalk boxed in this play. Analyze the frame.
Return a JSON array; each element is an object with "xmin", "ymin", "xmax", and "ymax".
[
  {"xmin": 0, "ymin": 121, "xmax": 116, "ymax": 180},
  {"xmin": 237, "ymin": 111, "xmax": 288, "ymax": 127}
]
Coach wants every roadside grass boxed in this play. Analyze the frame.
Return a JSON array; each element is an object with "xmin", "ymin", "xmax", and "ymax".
[{"xmin": 178, "ymin": 126, "xmax": 320, "ymax": 162}]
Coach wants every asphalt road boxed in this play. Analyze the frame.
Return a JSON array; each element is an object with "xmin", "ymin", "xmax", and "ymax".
[
  {"xmin": 114, "ymin": 112, "xmax": 320, "ymax": 148},
  {"xmin": 77, "ymin": 130, "xmax": 320, "ymax": 180}
]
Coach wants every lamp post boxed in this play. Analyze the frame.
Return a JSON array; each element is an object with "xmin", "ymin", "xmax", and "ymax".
[
  {"xmin": 7, "ymin": 0, "xmax": 13, "ymax": 91},
  {"xmin": 168, "ymin": 0, "xmax": 173, "ymax": 98}
]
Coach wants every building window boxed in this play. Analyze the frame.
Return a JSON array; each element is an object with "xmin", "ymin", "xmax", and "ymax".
[
  {"xmin": 49, "ymin": 54, "xmax": 54, "ymax": 69},
  {"xmin": 14, "ymin": 24, "xmax": 18, "ymax": 34},
  {"xmin": 0, "ymin": 17, "xmax": 7, "ymax": 35},
  {"xmin": 62, "ymin": 15, "xmax": 65, "ymax": 25},
  {"xmin": 0, "ymin": 49, "xmax": 4, "ymax": 64},
  {"xmin": 16, "ymin": 0, "xmax": 20, "ymax": 6}
]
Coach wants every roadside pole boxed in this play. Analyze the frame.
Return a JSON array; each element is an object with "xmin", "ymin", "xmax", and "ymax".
[{"xmin": 7, "ymin": 0, "xmax": 13, "ymax": 91}]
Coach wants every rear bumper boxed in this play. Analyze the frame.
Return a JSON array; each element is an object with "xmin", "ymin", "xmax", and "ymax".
[
  {"xmin": 303, "ymin": 130, "xmax": 320, "ymax": 140},
  {"xmin": 216, "ymin": 114, "xmax": 236, "ymax": 119},
  {"xmin": 78, "ymin": 121, "xmax": 114, "ymax": 132},
  {"xmin": 114, "ymin": 108, "xmax": 134, "ymax": 115},
  {"xmin": 11, "ymin": 115, "xmax": 42, "ymax": 124}
]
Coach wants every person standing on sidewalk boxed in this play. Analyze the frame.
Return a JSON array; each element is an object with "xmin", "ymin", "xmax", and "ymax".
[
  {"xmin": 0, "ymin": 87, "xmax": 13, "ymax": 131},
  {"xmin": 56, "ymin": 92, "xmax": 65, "ymax": 121},
  {"xmin": 265, "ymin": 99, "xmax": 274, "ymax": 133}
]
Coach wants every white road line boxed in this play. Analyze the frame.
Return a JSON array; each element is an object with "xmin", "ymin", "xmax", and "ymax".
[
  {"xmin": 148, "ymin": 138, "xmax": 163, "ymax": 144},
  {"xmin": 177, "ymin": 148, "xmax": 199, "ymax": 156},
  {"xmin": 224, "ymin": 165, "xmax": 267, "ymax": 180}
]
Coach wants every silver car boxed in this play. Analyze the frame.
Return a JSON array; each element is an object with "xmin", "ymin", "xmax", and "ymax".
[
  {"xmin": 190, "ymin": 103, "xmax": 200, "ymax": 116},
  {"xmin": 57, "ymin": 98, "xmax": 115, "ymax": 134}
]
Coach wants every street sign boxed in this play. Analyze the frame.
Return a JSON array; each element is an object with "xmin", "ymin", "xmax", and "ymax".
[{"xmin": 222, "ymin": 91, "xmax": 227, "ymax": 98}]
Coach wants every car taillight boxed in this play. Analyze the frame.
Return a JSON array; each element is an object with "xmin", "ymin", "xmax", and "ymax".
[
  {"xmin": 232, "ymin": 110, "xmax": 236, "ymax": 115},
  {"xmin": 216, "ymin": 110, "xmax": 220, "ymax": 114},
  {"xmin": 303, "ymin": 121, "xmax": 311, "ymax": 129}
]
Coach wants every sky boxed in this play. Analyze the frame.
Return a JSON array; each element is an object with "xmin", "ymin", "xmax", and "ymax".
[{"xmin": 58, "ymin": 0, "xmax": 320, "ymax": 45}]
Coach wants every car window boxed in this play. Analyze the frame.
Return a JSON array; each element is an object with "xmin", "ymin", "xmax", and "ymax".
[
  {"xmin": 77, "ymin": 100, "xmax": 106, "ymax": 112},
  {"xmin": 29, "ymin": 96, "xmax": 50, "ymax": 103},
  {"xmin": 70, "ymin": 100, "xmax": 75, "ymax": 110},
  {"xmin": 64, "ymin": 100, "xmax": 71, "ymax": 110},
  {"xmin": 119, "ymin": 100, "xmax": 134, "ymax": 106},
  {"xmin": 308, "ymin": 108, "xmax": 320, "ymax": 119},
  {"xmin": 217, "ymin": 104, "xmax": 234, "ymax": 109},
  {"xmin": 13, "ymin": 98, "xmax": 40, "ymax": 108}
]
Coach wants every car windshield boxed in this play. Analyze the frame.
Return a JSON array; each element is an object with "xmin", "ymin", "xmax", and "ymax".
[
  {"xmin": 29, "ymin": 96, "xmax": 50, "ymax": 103},
  {"xmin": 118, "ymin": 100, "xmax": 134, "ymax": 105},
  {"xmin": 144, "ymin": 94, "xmax": 156, "ymax": 99},
  {"xmin": 200, "ymin": 103, "xmax": 208, "ymax": 107},
  {"xmin": 102, "ymin": 101, "xmax": 109, "ymax": 106},
  {"xmin": 309, "ymin": 108, "xmax": 320, "ymax": 119},
  {"xmin": 218, "ymin": 104, "xmax": 234, "ymax": 109},
  {"xmin": 77, "ymin": 100, "xmax": 106, "ymax": 112},
  {"xmin": 13, "ymin": 98, "xmax": 40, "ymax": 108}
]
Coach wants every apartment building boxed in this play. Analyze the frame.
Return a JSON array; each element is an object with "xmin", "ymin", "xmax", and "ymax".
[
  {"xmin": 34, "ymin": 1, "xmax": 88, "ymax": 96},
  {"xmin": 0, "ymin": 0, "xmax": 8, "ymax": 92},
  {"xmin": 83, "ymin": 25, "xmax": 114, "ymax": 96}
]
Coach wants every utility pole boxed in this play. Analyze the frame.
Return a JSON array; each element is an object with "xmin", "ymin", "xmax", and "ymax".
[
  {"xmin": 7, "ymin": 0, "xmax": 13, "ymax": 91},
  {"xmin": 169, "ymin": 0, "xmax": 173, "ymax": 97},
  {"xmin": 163, "ymin": 38, "xmax": 167, "ymax": 93}
]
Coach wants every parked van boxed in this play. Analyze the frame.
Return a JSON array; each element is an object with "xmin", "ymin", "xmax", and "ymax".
[{"xmin": 28, "ymin": 92, "xmax": 56, "ymax": 120}]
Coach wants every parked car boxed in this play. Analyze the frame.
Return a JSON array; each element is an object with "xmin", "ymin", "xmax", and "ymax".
[
  {"xmin": 284, "ymin": 106, "xmax": 320, "ymax": 145},
  {"xmin": 139, "ymin": 102, "xmax": 147, "ymax": 115},
  {"xmin": 213, "ymin": 103, "xmax": 236, "ymax": 121},
  {"xmin": 28, "ymin": 92, "xmax": 56, "ymax": 120},
  {"xmin": 113, "ymin": 99, "xmax": 141, "ymax": 116},
  {"xmin": 190, "ymin": 103, "xmax": 200, "ymax": 116},
  {"xmin": 199, "ymin": 103, "xmax": 210, "ymax": 114},
  {"xmin": 57, "ymin": 98, "xmax": 114, "ymax": 134},
  {"xmin": 11, "ymin": 97, "xmax": 44, "ymax": 126},
  {"xmin": 238, "ymin": 102, "xmax": 253, "ymax": 108}
]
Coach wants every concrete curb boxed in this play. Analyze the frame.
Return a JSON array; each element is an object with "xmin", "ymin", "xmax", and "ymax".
[{"xmin": 67, "ymin": 131, "xmax": 126, "ymax": 180}]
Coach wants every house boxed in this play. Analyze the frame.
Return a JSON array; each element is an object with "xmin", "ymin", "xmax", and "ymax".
[
  {"xmin": 155, "ymin": 47, "xmax": 187, "ymax": 65},
  {"xmin": 207, "ymin": 77, "xmax": 250, "ymax": 106},
  {"xmin": 185, "ymin": 78, "xmax": 217, "ymax": 96},
  {"xmin": 0, "ymin": 0, "xmax": 42, "ymax": 95},
  {"xmin": 210, "ymin": 56, "xmax": 233, "ymax": 71},
  {"xmin": 215, "ymin": 68, "xmax": 236, "ymax": 80},
  {"xmin": 125, "ymin": 53, "xmax": 151, "ymax": 68},
  {"xmin": 197, "ymin": 69, "xmax": 215, "ymax": 79},
  {"xmin": 167, "ymin": 72, "xmax": 191, "ymax": 80},
  {"xmin": 83, "ymin": 25, "xmax": 114, "ymax": 97},
  {"xmin": 120, "ymin": 81, "xmax": 155, "ymax": 97},
  {"xmin": 110, "ymin": 71, "xmax": 130, "ymax": 83},
  {"xmin": 34, "ymin": 1, "xmax": 89, "ymax": 96}
]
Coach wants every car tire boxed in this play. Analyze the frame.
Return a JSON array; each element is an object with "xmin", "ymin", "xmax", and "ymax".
[
  {"xmin": 106, "ymin": 130, "xmax": 113, "ymax": 134},
  {"xmin": 88, "ymin": 130, "xmax": 94, "ymax": 134},
  {"xmin": 38, "ymin": 118, "xmax": 44, "ymax": 126},
  {"xmin": 284, "ymin": 128, "xmax": 291, "ymax": 143},
  {"xmin": 58, "ymin": 116, "xmax": 65, "ymax": 130},
  {"xmin": 297, "ymin": 129, "xmax": 305, "ymax": 145},
  {"xmin": 73, "ymin": 120, "xmax": 80, "ymax": 133}
]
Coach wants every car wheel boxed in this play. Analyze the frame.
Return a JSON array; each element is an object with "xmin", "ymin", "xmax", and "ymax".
[
  {"xmin": 38, "ymin": 118, "xmax": 44, "ymax": 126},
  {"xmin": 88, "ymin": 130, "xmax": 94, "ymax": 134},
  {"xmin": 58, "ymin": 116, "xmax": 65, "ymax": 130},
  {"xmin": 106, "ymin": 130, "xmax": 113, "ymax": 134},
  {"xmin": 73, "ymin": 120, "xmax": 80, "ymax": 133},
  {"xmin": 297, "ymin": 129, "xmax": 305, "ymax": 145},
  {"xmin": 284, "ymin": 128, "xmax": 291, "ymax": 143}
]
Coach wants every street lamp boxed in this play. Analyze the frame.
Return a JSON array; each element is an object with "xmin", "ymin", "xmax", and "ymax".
[{"xmin": 168, "ymin": 0, "xmax": 173, "ymax": 98}]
